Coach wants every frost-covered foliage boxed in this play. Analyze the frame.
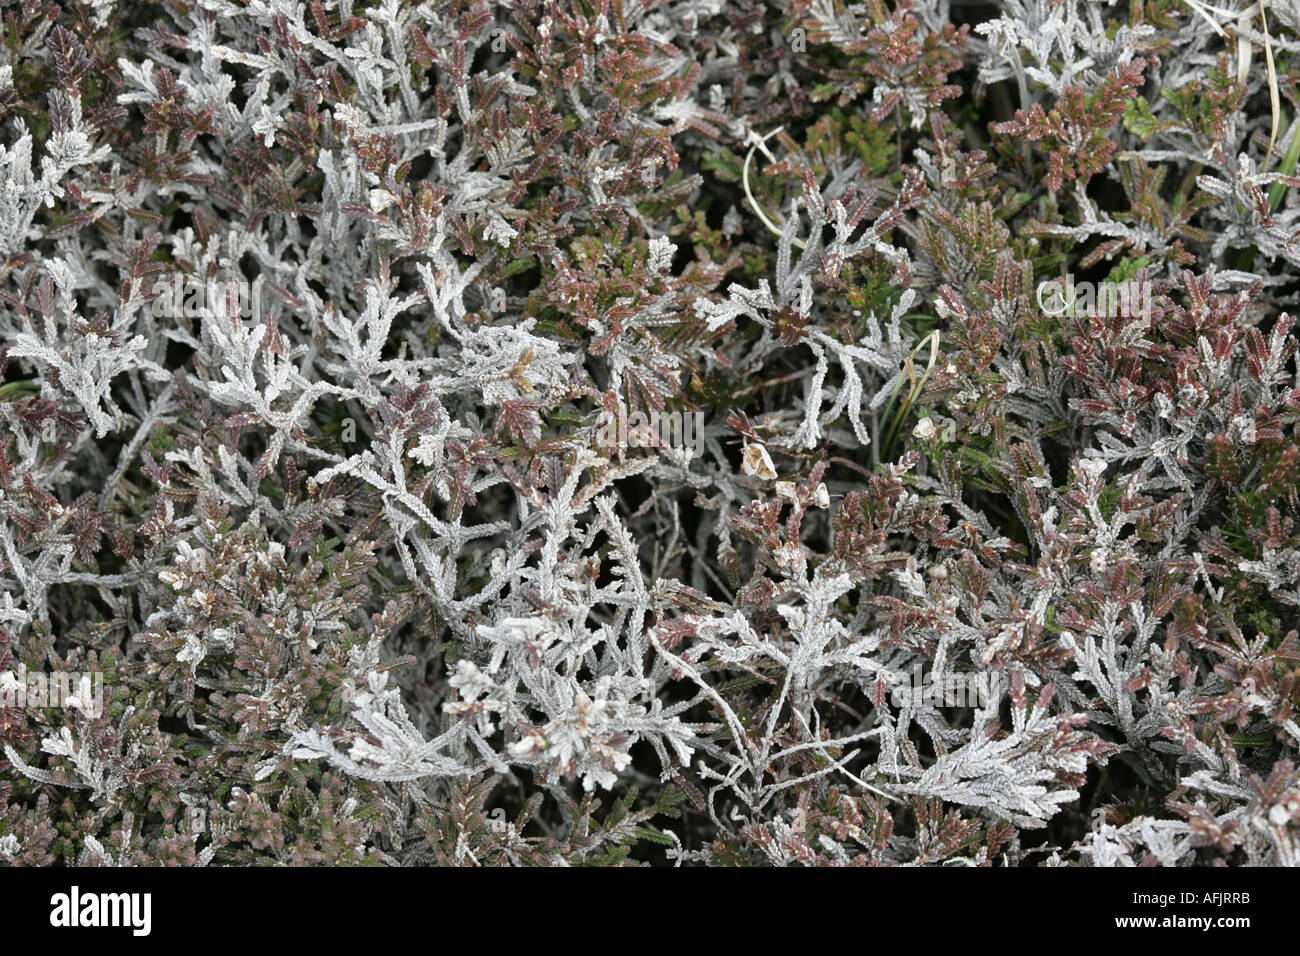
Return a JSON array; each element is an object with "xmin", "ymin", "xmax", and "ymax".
[{"xmin": 1, "ymin": 0, "xmax": 1299, "ymax": 866}]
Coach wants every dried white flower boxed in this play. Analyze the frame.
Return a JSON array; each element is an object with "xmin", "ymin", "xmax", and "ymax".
[
  {"xmin": 1079, "ymin": 458, "xmax": 1108, "ymax": 481},
  {"xmin": 742, "ymin": 442, "xmax": 777, "ymax": 480}
]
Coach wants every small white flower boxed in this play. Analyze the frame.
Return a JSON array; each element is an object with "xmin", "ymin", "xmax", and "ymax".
[
  {"xmin": 1079, "ymin": 457, "xmax": 1108, "ymax": 481},
  {"xmin": 368, "ymin": 188, "xmax": 397, "ymax": 213},
  {"xmin": 773, "ymin": 541, "xmax": 803, "ymax": 571},
  {"xmin": 510, "ymin": 727, "xmax": 547, "ymax": 757},
  {"xmin": 742, "ymin": 442, "xmax": 777, "ymax": 480},
  {"xmin": 912, "ymin": 416, "xmax": 937, "ymax": 440},
  {"xmin": 811, "ymin": 483, "xmax": 830, "ymax": 509},
  {"xmin": 1269, "ymin": 802, "xmax": 1292, "ymax": 827}
]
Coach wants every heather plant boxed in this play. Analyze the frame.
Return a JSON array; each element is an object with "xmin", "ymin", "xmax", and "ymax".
[{"xmin": 0, "ymin": 0, "xmax": 1298, "ymax": 868}]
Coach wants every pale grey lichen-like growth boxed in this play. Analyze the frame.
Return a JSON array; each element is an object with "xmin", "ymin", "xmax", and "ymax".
[{"xmin": 0, "ymin": 0, "xmax": 1298, "ymax": 867}]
